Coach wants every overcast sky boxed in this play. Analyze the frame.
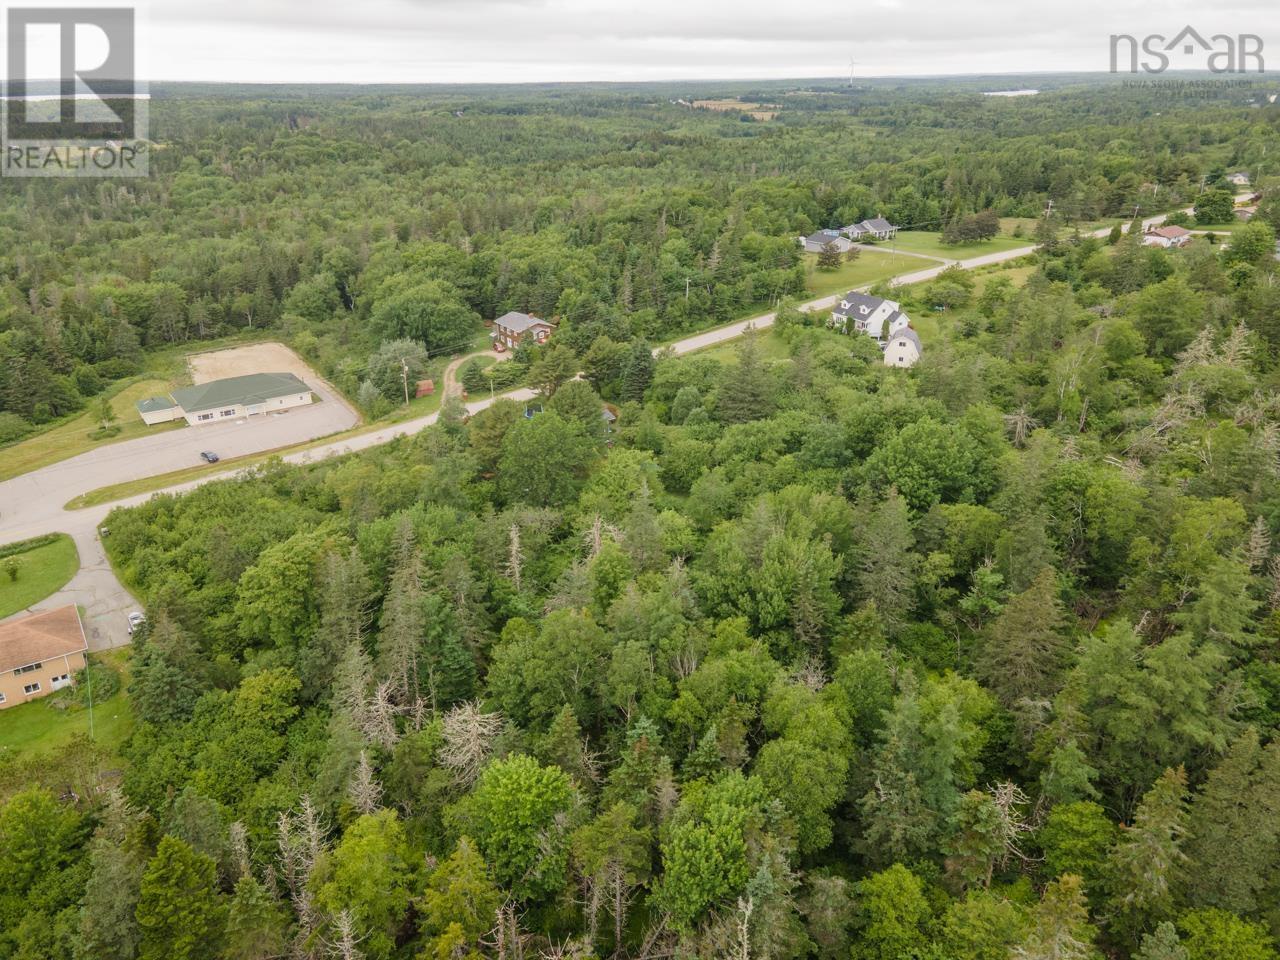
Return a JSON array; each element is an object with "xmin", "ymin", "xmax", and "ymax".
[{"xmin": 49, "ymin": 0, "xmax": 1280, "ymax": 83}]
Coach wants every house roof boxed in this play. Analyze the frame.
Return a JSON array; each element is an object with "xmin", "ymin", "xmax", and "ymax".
[
  {"xmin": 862, "ymin": 217, "xmax": 896, "ymax": 232},
  {"xmin": 494, "ymin": 311, "xmax": 552, "ymax": 334},
  {"xmin": 889, "ymin": 328, "xmax": 923, "ymax": 351},
  {"xmin": 805, "ymin": 230, "xmax": 842, "ymax": 244},
  {"xmin": 834, "ymin": 291, "xmax": 899, "ymax": 317},
  {"xmin": 1150, "ymin": 225, "xmax": 1191, "ymax": 239},
  {"xmin": 170, "ymin": 372, "xmax": 310, "ymax": 414},
  {"xmin": 135, "ymin": 395, "xmax": 177, "ymax": 414},
  {"xmin": 0, "ymin": 606, "xmax": 87, "ymax": 673}
]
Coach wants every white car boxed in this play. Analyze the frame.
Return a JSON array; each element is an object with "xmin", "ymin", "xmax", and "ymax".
[{"xmin": 126, "ymin": 612, "xmax": 146, "ymax": 635}]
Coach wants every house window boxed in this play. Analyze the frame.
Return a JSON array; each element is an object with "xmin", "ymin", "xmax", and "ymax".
[
  {"xmin": 13, "ymin": 662, "xmax": 41, "ymax": 675},
  {"xmin": 197, "ymin": 413, "xmax": 214, "ymax": 422},
  {"xmin": 51, "ymin": 674, "xmax": 71, "ymax": 690},
  {"xmin": 22, "ymin": 682, "xmax": 41, "ymax": 695},
  {"xmin": 220, "ymin": 408, "xmax": 237, "ymax": 417},
  {"xmin": 0, "ymin": 692, "xmax": 7, "ymax": 703}
]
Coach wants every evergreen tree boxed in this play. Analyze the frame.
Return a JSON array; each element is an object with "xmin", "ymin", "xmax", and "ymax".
[
  {"xmin": 620, "ymin": 340, "xmax": 655, "ymax": 402},
  {"xmin": 1185, "ymin": 729, "xmax": 1280, "ymax": 914},
  {"xmin": 1013, "ymin": 874, "xmax": 1095, "ymax": 960},
  {"xmin": 1136, "ymin": 922, "xmax": 1189, "ymax": 960},
  {"xmin": 977, "ymin": 567, "xmax": 1069, "ymax": 744},
  {"xmin": 135, "ymin": 836, "xmax": 225, "ymax": 960},
  {"xmin": 420, "ymin": 837, "xmax": 502, "ymax": 960},
  {"xmin": 716, "ymin": 330, "xmax": 774, "ymax": 425},
  {"xmin": 222, "ymin": 875, "xmax": 288, "ymax": 960},
  {"xmin": 1105, "ymin": 767, "xmax": 1192, "ymax": 945}
]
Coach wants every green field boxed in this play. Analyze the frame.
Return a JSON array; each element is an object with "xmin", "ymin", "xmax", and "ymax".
[
  {"xmin": 804, "ymin": 249, "xmax": 929, "ymax": 296},
  {"xmin": 0, "ymin": 650, "xmax": 133, "ymax": 761},
  {"xmin": 873, "ymin": 231, "xmax": 1033, "ymax": 261},
  {"xmin": 0, "ymin": 378, "xmax": 186, "ymax": 482},
  {"xmin": 0, "ymin": 535, "xmax": 79, "ymax": 618}
]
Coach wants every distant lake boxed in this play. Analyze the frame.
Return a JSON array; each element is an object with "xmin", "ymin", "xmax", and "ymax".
[{"xmin": 983, "ymin": 89, "xmax": 1039, "ymax": 97}]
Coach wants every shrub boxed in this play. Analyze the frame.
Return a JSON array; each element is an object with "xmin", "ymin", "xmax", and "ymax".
[{"xmin": 0, "ymin": 412, "xmax": 32, "ymax": 444}]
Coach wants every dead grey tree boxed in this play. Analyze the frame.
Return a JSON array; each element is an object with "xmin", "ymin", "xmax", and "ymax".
[
  {"xmin": 439, "ymin": 701, "xmax": 504, "ymax": 786},
  {"xmin": 229, "ymin": 820, "xmax": 251, "ymax": 880},
  {"xmin": 360, "ymin": 681, "xmax": 401, "ymax": 750},
  {"xmin": 507, "ymin": 523, "xmax": 524, "ymax": 592},
  {"xmin": 324, "ymin": 910, "xmax": 366, "ymax": 960},
  {"xmin": 988, "ymin": 781, "xmax": 1038, "ymax": 866},
  {"xmin": 347, "ymin": 750, "xmax": 383, "ymax": 815},
  {"xmin": 583, "ymin": 514, "xmax": 622, "ymax": 560},
  {"xmin": 1246, "ymin": 516, "xmax": 1272, "ymax": 572}
]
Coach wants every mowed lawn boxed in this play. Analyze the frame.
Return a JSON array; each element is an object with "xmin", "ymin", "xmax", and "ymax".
[
  {"xmin": 0, "ymin": 650, "xmax": 134, "ymax": 761},
  {"xmin": 873, "ymin": 231, "xmax": 1033, "ymax": 261},
  {"xmin": 0, "ymin": 535, "xmax": 79, "ymax": 618},
  {"xmin": 0, "ymin": 378, "xmax": 185, "ymax": 482},
  {"xmin": 804, "ymin": 249, "xmax": 928, "ymax": 297}
]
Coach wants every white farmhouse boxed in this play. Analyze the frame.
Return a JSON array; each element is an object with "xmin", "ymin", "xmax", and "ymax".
[{"xmin": 829, "ymin": 291, "xmax": 922, "ymax": 368}]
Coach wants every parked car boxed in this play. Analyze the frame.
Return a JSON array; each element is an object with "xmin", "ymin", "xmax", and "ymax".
[
  {"xmin": 200, "ymin": 451, "xmax": 220, "ymax": 463},
  {"xmin": 127, "ymin": 612, "xmax": 146, "ymax": 635}
]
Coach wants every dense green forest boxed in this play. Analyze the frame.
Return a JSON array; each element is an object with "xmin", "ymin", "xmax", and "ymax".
[
  {"xmin": 3, "ymin": 76, "xmax": 1279, "ymax": 438},
  {"xmin": 6, "ymin": 78, "xmax": 1280, "ymax": 960}
]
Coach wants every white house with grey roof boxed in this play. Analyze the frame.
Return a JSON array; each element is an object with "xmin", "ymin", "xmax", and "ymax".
[
  {"xmin": 800, "ymin": 229, "xmax": 855, "ymax": 254},
  {"xmin": 841, "ymin": 217, "xmax": 899, "ymax": 241},
  {"xmin": 830, "ymin": 291, "xmax": 922, "ymax": 368}
]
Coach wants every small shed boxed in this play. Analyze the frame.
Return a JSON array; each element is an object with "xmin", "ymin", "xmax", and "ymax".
[{"xmin": 415, "ymin": 379, "xmax": 435, "ymax": 398}]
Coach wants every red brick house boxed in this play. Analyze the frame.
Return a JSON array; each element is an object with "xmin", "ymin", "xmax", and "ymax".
[{"xmin": 492, "ymin": 311, "xmax": 554, "ymax": 351}]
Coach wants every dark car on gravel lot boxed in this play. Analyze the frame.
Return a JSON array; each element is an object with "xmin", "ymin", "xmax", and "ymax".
[{"xmin": 200, "ymin": 451, "xmax": 220, "ymax": 463}]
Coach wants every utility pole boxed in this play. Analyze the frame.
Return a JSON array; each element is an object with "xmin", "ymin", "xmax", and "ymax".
[
  {"xmin": 1044, "ymin": 199, "xmax": 1055, "ymax": 219},
  {"xmin": 400, "ymin": 357, "xmax": 409, "ymax": 406},
  {"xmin": 684, "ymin": 277, "xmax": 692, "ymax": 301}
]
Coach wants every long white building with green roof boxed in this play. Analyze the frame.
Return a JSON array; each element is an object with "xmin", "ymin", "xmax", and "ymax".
[{"xmin": 136, "ymin": 372, "xmax": 314, "ymax": 427}]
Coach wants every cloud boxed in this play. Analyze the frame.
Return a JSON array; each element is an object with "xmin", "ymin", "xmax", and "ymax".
[{"xmin": 136, "ymin": 0, "xmax": 1276, "ymax": 82}]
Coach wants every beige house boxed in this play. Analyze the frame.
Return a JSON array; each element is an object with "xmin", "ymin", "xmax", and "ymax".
[
  {"xmin": 0, "ymin": 606, "xmax": 88, "ymax": 709},
  {"xmin": 884, "ymin": 328, "xmax": 923, "ymax": 368},
  {"xmin": 136, "ymin": 372, "xmax": 314, "ymax": 426},
  {"xmin": 1143, "ymin": 225, "xmax": 1192, "ymax": 249}
]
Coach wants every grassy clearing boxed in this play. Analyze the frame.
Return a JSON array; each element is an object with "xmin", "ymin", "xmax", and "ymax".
[
  {"xmin": 0, "ymin": 378, "xmax": 186, "ymax": 482},
  {"xmin": 692, "ymin": 329, "xmax": 794, "ymax": 365},
  {"xmin": 804, "ymin": 250, "xmax": 930, "ymax": 297},
  {"xmin": 873, "ymin": 231, "xmax": 1033, "ymax": 261},
  {"xmin": 0, "ymin": 649, "xmax": 134, "ymax": 761},
  {"xmin": 0, "ymin": 535, "xmax": 79, "ymax": 618}
]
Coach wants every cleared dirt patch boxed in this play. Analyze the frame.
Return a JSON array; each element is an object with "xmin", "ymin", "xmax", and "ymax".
[
  {"xmin": 188, "ymin": 342, "xmax": 320, "ymax": 385},
  {"xmin": 692, "ymin": 99, "xmax": 779, "ymax": 121}
]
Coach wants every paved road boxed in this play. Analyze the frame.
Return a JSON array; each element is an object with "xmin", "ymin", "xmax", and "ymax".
[
  {"xmin": 1, "ymin": 201, "xmax": 1233, "ymax": 648},
  {"xmin": 0, "ymin": 374, "xmax": 358, "ymax": 648}
]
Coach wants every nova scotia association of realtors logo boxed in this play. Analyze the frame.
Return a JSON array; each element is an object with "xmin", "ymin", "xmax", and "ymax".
[
  {"xmin": 2, "ymin": 6, "xmax": 148, "ymax": 177},
  {"xmin": 1111, "ymin": 25, "xmax": 1265, "ymax": 74}
]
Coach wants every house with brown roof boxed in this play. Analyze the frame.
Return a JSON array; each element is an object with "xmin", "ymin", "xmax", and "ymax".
[
  {"xmin": 1143, "ymin": 225, "xmax": 1193, "ymax": 249},
  {"xmin": 0, "ymin": 606, "xmax": 88, "ymax": 708}
]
